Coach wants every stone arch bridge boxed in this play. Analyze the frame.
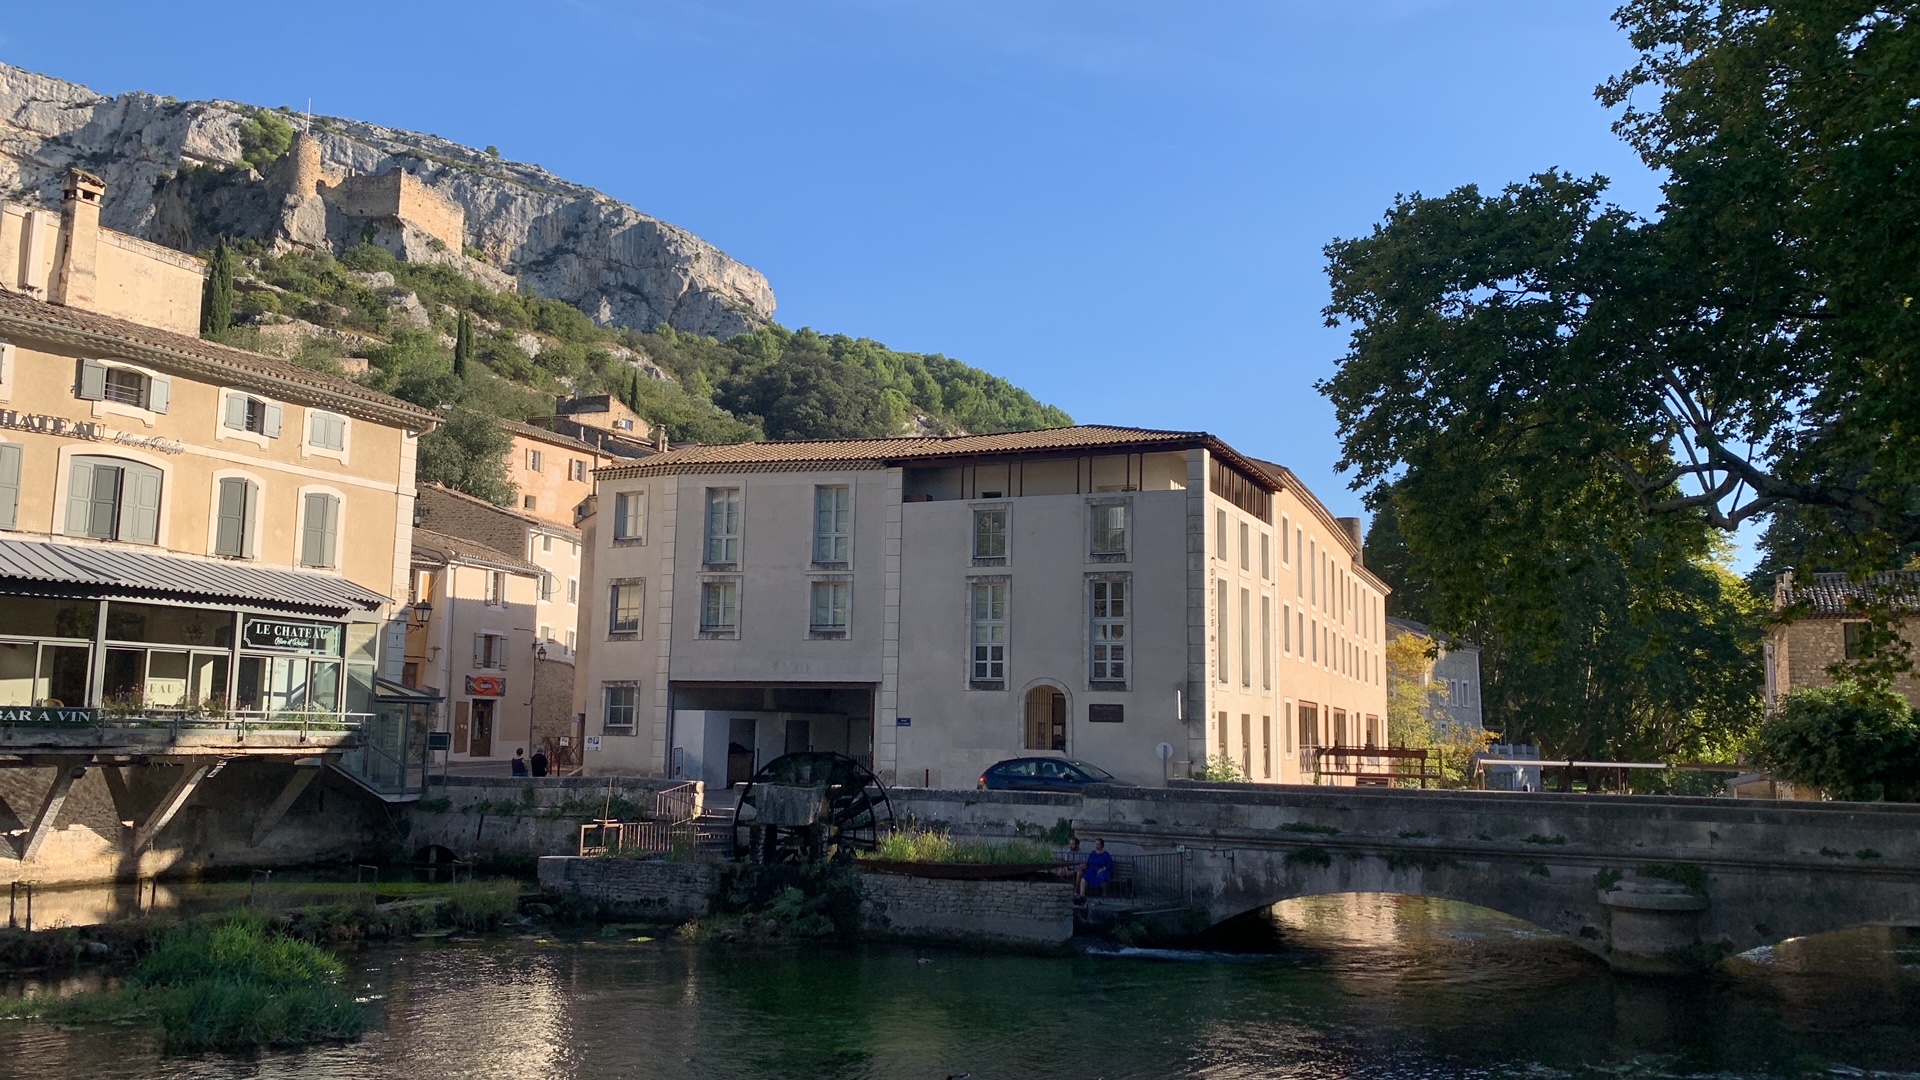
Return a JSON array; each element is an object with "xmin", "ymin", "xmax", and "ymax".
[{"xmin": 893, "ymin": 783, "xmax": 1920, "ymax": 973}]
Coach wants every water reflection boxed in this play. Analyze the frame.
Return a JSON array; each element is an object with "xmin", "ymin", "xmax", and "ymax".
[{"xmin": 1, "ymin": 893, "xmax": 1915, "ymax": 1079}]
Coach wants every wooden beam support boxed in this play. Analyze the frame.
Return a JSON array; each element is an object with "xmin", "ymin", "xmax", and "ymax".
[
  {"xmin": 132, "ymin": 760, "xmax": 213, "ymax": 855},
  {"xmin": 250, "ymin": 766, "xmax": 321, "ymax": 847},
  {"xmin": 17, "ymin": 758, "xmax": 85, "ymax": 862}
]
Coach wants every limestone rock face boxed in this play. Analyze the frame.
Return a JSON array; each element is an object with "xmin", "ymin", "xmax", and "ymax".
[{"xmin": 0, "ymin": 63, "xmax": 776, "ymax": 339}]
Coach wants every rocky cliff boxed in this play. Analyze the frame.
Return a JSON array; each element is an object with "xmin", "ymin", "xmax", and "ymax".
[{"xmin": 0, "ymin": 63, "xmax": 775, "ymax": 339}]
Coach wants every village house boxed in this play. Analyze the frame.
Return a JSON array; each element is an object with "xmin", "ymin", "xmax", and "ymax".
[
  {"xmin": 1385, "ymin": 616, "xmax": 1485, "ymax": 733},
  {"xmin": 571, "ymin": 426, "xmax": 1389, "ymax": 789},
  {"xmin": 0, "ymin": 170, "xmax": 434, "ymax": 788},
  {"xmin": 1767, "ymin": 570, "xmax": 1920, "ymax": 709}
]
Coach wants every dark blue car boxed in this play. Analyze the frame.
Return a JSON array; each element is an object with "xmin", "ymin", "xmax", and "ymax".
[{"xmin": 977, "ymin": 757, "xmax": 1128, "ymax": 792}]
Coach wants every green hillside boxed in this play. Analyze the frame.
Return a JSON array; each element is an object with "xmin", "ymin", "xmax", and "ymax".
[{"xmin": 209, "ymin": 244, "xmax": 1068, "ymax": 503}]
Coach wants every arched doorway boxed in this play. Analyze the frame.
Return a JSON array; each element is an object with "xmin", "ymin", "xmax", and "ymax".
[{"xmin": 1024, "ymin": 684, "xmax": 1066, "ymax": 751}]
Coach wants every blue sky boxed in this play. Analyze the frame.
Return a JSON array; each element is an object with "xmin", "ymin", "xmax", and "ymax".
[{"xmin": 3, "ymin": 1, "xmax": 1685, "ymax": 550}]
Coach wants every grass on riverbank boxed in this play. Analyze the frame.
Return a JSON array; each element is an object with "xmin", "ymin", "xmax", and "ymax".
[
  {"xmin": 865, "ymin": 826, "xmax": 1057, "ymax": 865},
  {"xmin": 0, "ymin": 911, "xmax": 364, "ymax": 1052}
]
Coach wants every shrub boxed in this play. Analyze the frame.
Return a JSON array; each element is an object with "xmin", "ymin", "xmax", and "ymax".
[
  {"xmin": 1201, "ymin": 755, "xmax": 1245, "ymax": 783},
  {"xmin": 868, "ymin": 826, "xmax": 1055, "ymax": 865},
  {"xmin": 441, "ymin": 880, "xmax": 521, "ymax": 931},
  {"xmin": 1751, "ymin": 680, "xmax": 1920, "ymax": 801}
]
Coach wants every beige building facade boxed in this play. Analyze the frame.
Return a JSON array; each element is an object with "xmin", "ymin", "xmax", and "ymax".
[
  {"xmin": 405, "ymin": 529, "xmax": 546, "ymax": 767},
  {"xmin": 1767, "ymin": 570, "xmax": 1920, "ymax": 709},
  {"xmin": 572, "ymin": 427, "xmax": 1388, "ymax": 789},
  {"xmin": 0, "ymin": 170, "xmax": 435, "ymax": 745},
  {"xmin": 502, "ymin": 420, "xmax": 610, "ymax": 531}
]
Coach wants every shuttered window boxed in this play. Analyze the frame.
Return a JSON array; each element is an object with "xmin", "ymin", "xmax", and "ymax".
[
  {"xmin": 66, "ymin": 455, "xmax": 161, "ymax": 544},
  {"xmin": 300, "ymin": 492, "xmax": 340, "ymax": 568},
  {"xmin": 308, "ymin": 410, "xmax": 345, "ymax": 450},
  {"xmin": 0, "ymin": 444, "xmax": 19, "ymax": 531},
  {"xmin": 214, "ymin": 477, "xmax": 256, "ymax": 557}
]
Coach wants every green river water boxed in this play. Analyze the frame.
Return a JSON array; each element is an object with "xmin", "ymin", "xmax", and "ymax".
[{"xmin": 3, "ymin": 892, "xmax": 1917, "ymax": 1079}]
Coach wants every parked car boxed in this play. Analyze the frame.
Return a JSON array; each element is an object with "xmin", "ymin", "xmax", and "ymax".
[{"xmin": 977, "ymin": 757, "xmax": 1130, "ymax": 792}]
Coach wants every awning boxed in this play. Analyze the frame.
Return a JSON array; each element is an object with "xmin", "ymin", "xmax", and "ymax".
[
  {"xmin": 0, "ymin": 537, "xmax": 389, "ymax": 617},
  {"xmin": 376, "ymin": 676, "xmax": 443, "ymax": 703}
]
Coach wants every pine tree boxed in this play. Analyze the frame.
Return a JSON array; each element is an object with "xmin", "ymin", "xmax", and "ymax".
[
  {"xmin": 453, "ymin": 312, "xmax": 473, "ymax": 377},
  {"xmin": 201, "ymin": 240, "xmax": 235, "ymax": 337}
]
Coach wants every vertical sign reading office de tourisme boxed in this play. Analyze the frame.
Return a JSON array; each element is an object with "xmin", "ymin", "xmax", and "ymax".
[{"xmin": 242, "ymin": 616, "xmax": 341, "ymax": 654}]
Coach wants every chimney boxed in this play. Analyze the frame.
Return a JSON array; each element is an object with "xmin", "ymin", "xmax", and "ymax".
[
  {"xmin": 1337, "ymin": 516, "xmax": 1365, "ymax": 562},
  {"xmin": 51, "ymin": 168, "xmax": 105, "ymax": 310},
  {"xmin": 655, "ymin": 426, "xmax": 669, "ymax": 452},
  {"xmin": 1774, "ymin": 569, "xmax": 1794, "ymax": 611}
]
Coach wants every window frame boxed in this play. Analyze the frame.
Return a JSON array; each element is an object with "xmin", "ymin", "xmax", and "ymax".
[
  {"xmin": 611, "ymin": 489, "xmax": 646, "ymax": 545},
  {"xmin": 698, "ymin": 577, "xmax": 741, "ymax": 637},
  {"xmin": 1088, "ymin": 573, "xmax": 1129, "ymax": 688},
  {"xmin": 296, "ymin": 488, "xmax": 343, "ymax": 569},
  {"xmin": 302, "ymin": 408, "xmax": 349, "ymax": 462},
  {"xmin": 65, "ymin": 453, "xmax": 164, "ymax": 545},
  {"xmin": 1087, "ymin": 497, "xmax": 1130, "ymax": 562},
  {"xmin": 971, "ymin": 503, "xmax": 1009, "ymax": 565},
  {"xmin": 608, "ymin": 579, "xmax": 643, "ymax": 637},
  {"xmin": 703, "ymin": 487, "xmax": 742, "ymax": 567},
  {"xmin": 808, "ymin": 576, "xmax": 852, "ymax": 638},
  {"xmin": 968, "ymin": 576, "xmax": 1009, "ymax": 689},
  {"xmin": 812, "ymin": 484, "xmax": 853, "ymax": 567},
  {"xmin": 602, "ymin": 682, "xmax": 639, "ymax": 734},
  {"xmin": 211, "ymin": 474, "xmax": 259, "ymax": 559}
]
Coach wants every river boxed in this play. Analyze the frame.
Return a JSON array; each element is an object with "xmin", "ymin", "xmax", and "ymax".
[{"xmin": 3, "ymin": 893, "xmax": 1916, "ymax": 1078}]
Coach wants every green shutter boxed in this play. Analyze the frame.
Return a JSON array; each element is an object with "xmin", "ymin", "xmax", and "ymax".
[
  {"xmin": 123, "ymin": 464, "xmax": 161, "ymax": 544},
  {"xmin": 76, "ymin": 359, "xmax": 106, "ymax": 401},
  {"xmin": 302, "ymin": 493, "xmax": 339, "ymax": 568},
  {"xmin": 0, "ymin": 443, "xmax": 20, "ymax": 531},
  {"xmin": 147, "ymin": 376, "xmax": 171, "ymax": 414},
  {"xmin": 263, "ymin": 402, "xmax": 283, "ymax": 439},
  {"xmin": 224, "ymin": 393, "xmax": 248, "ymax": 430},
  {"xmin": 215, "ymin": 477, "xmax": 249, "ymax": 556},
  {"xmin": 65, "ymin": 458, "xmax": 94, "ymax": 534}
]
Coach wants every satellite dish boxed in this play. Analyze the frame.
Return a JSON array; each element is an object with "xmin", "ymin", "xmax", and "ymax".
[{"xmin": 1155, "ymin": 742, "xmax": 1174, "ymax": 761}]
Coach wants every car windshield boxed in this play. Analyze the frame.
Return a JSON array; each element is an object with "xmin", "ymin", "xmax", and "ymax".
[{"xmin": 1069, "ymin": 761, "xmax": 1114, "ymax": 780}]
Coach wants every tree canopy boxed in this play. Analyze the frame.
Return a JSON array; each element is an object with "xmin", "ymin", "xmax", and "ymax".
[{"xmin": 1324, "ymin": 0, "xmax": 1920, "ymax": 575}]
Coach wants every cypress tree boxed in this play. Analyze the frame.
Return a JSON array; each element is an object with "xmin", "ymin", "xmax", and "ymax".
[
  {"xmin": 202, "ymin": 240, "xmax": 235, "ymax": 337},
  {"xmin": 453, "ymin": 312, "xmax": 473, "ymax": 377}
]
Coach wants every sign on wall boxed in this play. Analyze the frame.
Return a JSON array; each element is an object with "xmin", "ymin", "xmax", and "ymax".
[
  {"xmin": 242, "ymin": 617, "xmax": 343, "ymax": 654},
  {"xmin": 466, "ymin": 675, "xmax": 506, "ymax": 697},
  {"xmin": 0, "ymin": 705, "xmax": 99, "ymax": 726}
]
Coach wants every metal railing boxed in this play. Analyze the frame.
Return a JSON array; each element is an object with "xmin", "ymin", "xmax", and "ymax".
[
  {"xmin": 579, "ymin": 819, "xmax": 704, "ymax": 858},
  {"xmin": 10, "ymin": 708, "xmax": 372, "ymax": 736},
  {"xmin": 654, "ymin": 781, "xmax": 699, "ymax": 824},
  {"xmin": 1054, "ymin": 850, "xmax": 1187, "ymax": 902},
  {"xmin": 1313, "ymin": 746, "xmax": 1441, "ymax": 787}
]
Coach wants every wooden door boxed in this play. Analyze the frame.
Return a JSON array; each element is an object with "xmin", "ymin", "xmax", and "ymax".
[
  {"xmin": 471, "ymin": 699, "xmax": 494, "ymax": 757},
  {"xmin": 454, "ymin": 700, "xmax": 470, "ymax": 754}
]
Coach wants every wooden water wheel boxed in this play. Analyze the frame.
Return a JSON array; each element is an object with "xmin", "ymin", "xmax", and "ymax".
[{"xmin": 730, "ymin": 752, "xmax": 893, "ymax": 864}]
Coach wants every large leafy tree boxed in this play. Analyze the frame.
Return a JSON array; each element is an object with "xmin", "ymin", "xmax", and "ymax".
[{"xmin": 1322, "ymin": 0, "xmax": 1920, "ymax": 692}]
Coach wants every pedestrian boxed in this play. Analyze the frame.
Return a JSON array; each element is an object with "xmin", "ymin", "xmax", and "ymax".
[
  {"xmin": 530, "ymin": 746, "xmax": 549, "ymax": 777},
  {"xmin": 511, "ymin": 747, "xmax": 528, "ymax": 777}
]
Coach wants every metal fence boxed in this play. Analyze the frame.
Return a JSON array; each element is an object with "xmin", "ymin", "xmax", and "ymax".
[
  {"xmin": 1054, "ymin": 849, "xmax": 1187, "ymax": 902},
  {"xmin": 577, "ymin": 782, "xmax": 711, "ymax": 858}
]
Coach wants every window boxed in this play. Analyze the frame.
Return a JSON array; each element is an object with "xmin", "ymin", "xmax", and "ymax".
[
  {"xmin": 218, "ymin": 392, "xmax": 279, "ymax": 438},
  {"xmin": 1216, "ymin": 509, "xmax": 1228, "ymax": 559},
  {"xmin": 614, "ymin": 418, "xmax": 634, "ymax": 432},
  {"xmin": 1299, "ymin": 703, "xmax": 1318, "ymax": 751},
  {"xmin": 523, "ymin": 495, "xmax": 538, "ymax": 511},
  {"xmin": 603, "ymin": 683, "xmax": 638, "ymax": 733},
  {"xmin": 970, "ymin": 581, "xmax": 1007, "ymax": 683},
  {"xmin": 299, "ymin": 492, "xmax": 339, "ymax": 568},
  {"xmin": 1240, "ymin": 588, "xmax": 1251, "ymax": 687},
  {"xmin": 539, "ymin": 574, "xmax": 555, "ymax": 601},
  {"xmin": 810, "ymin": 580, "xmax": 850, "ymax": 635},
  {"xmin": 473, "ymin": 633, "xmax": 509, "ymax": 670},
  {"xmin": 570, "ymin": 459, "xmax": 587, "ymax": 482},
  {"xmin": 1284, "ymin": 604, "xmax": 1292, "ymax": 654},
  {"xmin": 1285, "ymin": 701, "xmax": 1294, "ymax": 756},
  {"xmin": 704, "ymin": 488, "xmax": 741, "ymax": 565},
  {"xmin": 1240, "ymin": 522, "xmax": 1250, "ymax": 570},
  {"xmin": 485, "ymin": 570, "xmax": 506, "ymax": 606},
  {"xmin": 1261, "ymin": 534, "xmax": 1271, "ymax": 579},
  {"xmin": 0, "ymin": 443, "xmax": 19, "ymax": 531},
  {"xmin": 1216, "ymin": 579, "xmax": 1229, "ymax": 683},
  {"xmin": 613, "ymin": 491, "xmax": 644, "ymax": 542},
  {"xmin": 567, "ymin": 577, "xmax": 578, "ymax": 603},
  {"xmin": 973, "ymin": 508, "xmax": 1007, "ymax": 561},
  {"xmin": 1261, "ymin": 596, "xmax": 1272, "ymax": 689},
  {"xmin": 1090, "ymin": 578, "xmax": 1127, "ymax": 683},
  {"xmin": 77, "ymin": 360, "xmax": 169, "ymax": 412},
  {"xmin": 1090, "ymin": 503, "xmax": 1127, "ymax": 556},
  {"xmin": 67, "ymin": 456, "xmax": 162, "ymax": 544},
  {"xmin": 540, "ymin": 624, "xmax": 552, "ymax": 642},
  {"xmin": 813, "ymin": 485, "xmax": 851, "ymax": 564},
  {"xmin": 1282, "ymin": 516, "xmax": 1290, "ymax": 562},
  {"xmin": 213, "ymin": 477, "xmax": 257, "ymax": 558},
  {"xmin": 699, "ymin": 580, "xmax": 739, "ymax": 634},
  {"xmin": 308, "ymin": 410, "xmax": 345, "ymax": 450},
  {"xmin": 527, "ymin": 448, "xmax": 544, "ymax": 472},
  {"xmin": 1217, "ymin": 711, "xmax": 1227, "ymax": 758},
  {"xmin": 1843, "ymin": 621, "xmax": 1870, "ymax": 660},
  {"xmin": 1262, "ymin": 715, "xmax": 1272, "ymax": 778},
  {"xmin": 1296, "ymin": 529, "xmax": 1304, "ymax": 595},
  {"xmin": 566, "ymin": 629, "xmax": 577, "ymax": 651},
  {"xmin": 1241, "ymin": 714, "xmax": 1251, "ymax": 778},
  {"xmin": 542, "ymin": 534, "xmax": 553, "ymax": 554}
]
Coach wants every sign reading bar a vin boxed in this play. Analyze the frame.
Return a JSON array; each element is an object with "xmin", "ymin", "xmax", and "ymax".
[{"xmin": 242, "ymin": 617, "xmax": 341, "ymax": 654}]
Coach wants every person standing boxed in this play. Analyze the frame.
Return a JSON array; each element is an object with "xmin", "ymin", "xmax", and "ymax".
[
  {"xmin": 511, "ymin": 747, "xmax": 529, "ymax": 777},
  {"xmin": 530, "ymin": 746, "xmax": 549, "ymax": 777}
]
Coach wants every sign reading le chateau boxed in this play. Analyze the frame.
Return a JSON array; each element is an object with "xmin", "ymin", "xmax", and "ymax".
[{"xmin": 243, "ymin": 617, "xmax": 342, "ymax": 654}]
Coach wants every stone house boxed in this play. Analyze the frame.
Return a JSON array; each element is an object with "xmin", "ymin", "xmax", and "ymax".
[
  {"xmin": 570, "ymin": 427, "xmax": 1389, "ymax": 789},
  {"xmin": 1385, "ymin": 616, "xmax": 1484, "ymax": 734},
  {"xmin": 1766, "ymin": 570, "xmax": 1920, "ymax": 709},
  {"xmin": 499, "ymin": 419, "xmax": 612, "ymax": 530}
]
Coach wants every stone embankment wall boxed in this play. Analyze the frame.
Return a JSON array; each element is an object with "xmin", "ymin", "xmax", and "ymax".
[
  {"xmin": 887, "ymin": 789, "xmax": 1081, "ymax": 842},
  {"xmin": 535, "ymin": 856, "xmax": 1073, "ymax": 950},
  {"xmin": 406, "ymin": 775, "xmax": 700, "ymax": 862}
]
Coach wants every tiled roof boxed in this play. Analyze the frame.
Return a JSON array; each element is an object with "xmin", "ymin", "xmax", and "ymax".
[
  {"xmin": 0, "ymin": 536, "xmax": 388, "ymax": 615},
  {"xmin": 1245, "ymin": 456, "xmax": 1373, "ymax": 567},
  {"xmin": 500, "ymin": 418, "xmax": 605, "ymax": 456},
  {"xmin": 0, "ymin": 290, "xmax": 437, "ymax": 430},
  {"xmin": 417, "ymin": 482, "xmax": 579, "ymax": 538},
  {"xmin": 410, "ymin": 527, "xmax": 542, "ymax": 575},
  {"xmin": 1781, "ymin": 571, "xmax": 1920, "ymax": 617},
  {"xmin": 598, "ymin": 425, "xmax": 1278, "ymax": 485}
]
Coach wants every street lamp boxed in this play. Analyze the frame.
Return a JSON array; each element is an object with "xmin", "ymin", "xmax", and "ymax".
[{"xmin": 529, "ymin": 641, "xmax": 549, "ymax": 769}]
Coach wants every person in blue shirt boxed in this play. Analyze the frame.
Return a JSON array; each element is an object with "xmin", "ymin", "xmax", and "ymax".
[{"xmin": 1078, "ymin": 838, "xmax": 1114, "ymax": 900}]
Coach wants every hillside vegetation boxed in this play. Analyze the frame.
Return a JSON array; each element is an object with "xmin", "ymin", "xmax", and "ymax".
[{"xmin": 213, "ymin": 244, "xmax": 1068, "ymax": 501}]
